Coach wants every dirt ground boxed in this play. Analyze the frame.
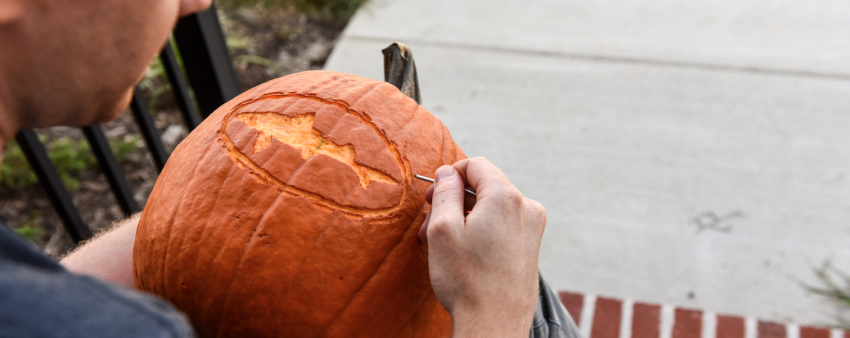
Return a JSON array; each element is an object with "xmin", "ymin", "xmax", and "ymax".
[{"xmin": 0, "ymin": 6, "xmax": 352, "ymax": 257}]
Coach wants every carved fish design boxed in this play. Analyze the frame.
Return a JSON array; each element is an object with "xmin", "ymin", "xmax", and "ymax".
[{"xmin": 235, "ymin": 112, "xmax": 400, "ymax": 189}]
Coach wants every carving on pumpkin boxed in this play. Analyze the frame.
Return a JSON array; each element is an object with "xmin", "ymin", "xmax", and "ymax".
[
  {"xmin": 219, "ymin": 93, "xmax": 411, "ymax": 218},
  {"xmin": 234, "ymin": 112, "xmax": 400, "ymax": 189},
  {"xmin": 135, "ymin": 72, "xmax": 458, "ymax": 338}
]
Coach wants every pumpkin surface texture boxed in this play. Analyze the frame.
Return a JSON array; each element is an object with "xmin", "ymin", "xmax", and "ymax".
[{"xmin": 133, "ymin": 71, "xmax": 462, "ymax": 338}]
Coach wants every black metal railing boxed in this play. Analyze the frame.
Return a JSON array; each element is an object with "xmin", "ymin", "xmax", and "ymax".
[{"xmin": 15, "ymin": 4, "xmax": 240, "ymax": 244}]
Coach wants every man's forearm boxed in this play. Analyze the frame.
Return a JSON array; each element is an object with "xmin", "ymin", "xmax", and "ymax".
[{"xmin": 60, "ymin": 214, "xmax": 141, "ymax": 288}]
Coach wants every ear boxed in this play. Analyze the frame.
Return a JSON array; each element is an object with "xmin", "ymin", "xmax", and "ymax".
[{"xmin": 0, "ymin": 0, "xmax": 23, "ymax": 24}]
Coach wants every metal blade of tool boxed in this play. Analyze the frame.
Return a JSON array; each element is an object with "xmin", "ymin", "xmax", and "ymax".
[{"xmin": 414, "ymin": 174, "xmax": 476, "ymax": 196}]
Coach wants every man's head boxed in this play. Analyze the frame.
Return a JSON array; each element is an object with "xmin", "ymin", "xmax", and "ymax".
[{"xmin": 0, "ymin": 0, "xmax": 211, "ymax": 140}]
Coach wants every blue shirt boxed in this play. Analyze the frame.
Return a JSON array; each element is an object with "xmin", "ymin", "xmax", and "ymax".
[{"xmin": 0, "ymin": 223, "xmax": 195, "ymax": 338}]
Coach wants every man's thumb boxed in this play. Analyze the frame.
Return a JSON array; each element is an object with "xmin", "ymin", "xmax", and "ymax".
[{"xmin": 428, "ymin": 166, "xmax": 466, "ymax": 233}]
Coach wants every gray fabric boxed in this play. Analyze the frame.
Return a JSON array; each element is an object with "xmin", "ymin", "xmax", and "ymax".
[
  {"xmin": 530, "ymin": 272, "xmax": 584, "ymax": 338},
  {"xmin": 0, "ymin": 224, "xmax": 196, "ymax": 338}
]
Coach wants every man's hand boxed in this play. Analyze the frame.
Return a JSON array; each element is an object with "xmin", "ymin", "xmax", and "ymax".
[{"xmin": 419, "ymin": 157, "xmax": 547, "ymax": 337}]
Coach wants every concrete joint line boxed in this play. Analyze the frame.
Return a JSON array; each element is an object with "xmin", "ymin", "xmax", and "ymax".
[{"xmin": 345, "ymin": 35, "xmax": 850, "ymax": 82}]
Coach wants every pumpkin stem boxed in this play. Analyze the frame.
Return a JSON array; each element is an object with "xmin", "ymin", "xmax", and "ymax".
[{"xmin": 382, "ymin": 42, "xmax": 421, "ymax": 105}]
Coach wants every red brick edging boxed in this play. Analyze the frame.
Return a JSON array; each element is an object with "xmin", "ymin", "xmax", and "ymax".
[{"xmin": 558, "ymin": 291, "xmax": 848, "ymax": 338}]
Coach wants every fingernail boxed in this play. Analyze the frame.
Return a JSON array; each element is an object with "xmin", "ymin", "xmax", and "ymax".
[{"xmin": 434, "ymin": 166, "xmax": 454, "ymax": 183}]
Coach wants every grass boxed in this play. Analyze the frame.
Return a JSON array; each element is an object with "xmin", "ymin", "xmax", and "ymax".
[
  {"xmin": 0, "ymin": 136, "xmax": 140, "ymax": 192},
  {"xmin": 13, "ymin": 212, "xmax": 43, "ymax": 241},
  {"xmin": 47, "ymin": 137, "xmax": 97, "ymax": 191},
  {"xmin": 804, "ymin": 260, "xmax": 850, "ymax": 329},
  {"xmin": 0, "ymin": 140, "xmax": 39, "ymax": 191},
  {"xmin": 111, "ymin": 136, "xmax": 141, "ymax": 162}
]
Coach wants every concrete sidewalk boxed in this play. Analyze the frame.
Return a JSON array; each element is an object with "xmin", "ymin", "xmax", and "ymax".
[{"xmin": 324, "ymin": 0, "xmax": 850, "ymax": 325}]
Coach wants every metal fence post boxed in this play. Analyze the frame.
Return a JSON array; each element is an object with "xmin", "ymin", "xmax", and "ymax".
[
  {"xmin": 82, "ymin": 125, "xmax": 139, "ymax": 216},
  {"xmin": 160, "ymin": 40, "xmax": 202, "ymax": 131},
  {"xmin": 173, "ymin": 3, "xmax": 241, "ymax": 118},
  {"xmin": 15, "ymin": 129, "xmax": 92, "ymax": 243},
  {"xmin": 130, "ymin": 88, "xmax": 169, "ymax": 172}
]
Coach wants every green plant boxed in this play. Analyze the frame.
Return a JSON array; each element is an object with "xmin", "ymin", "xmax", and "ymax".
[
  {"xmin": 278, "ymin": 24, "xmax": 301, "ymax": 40},
  {"xmin": 110, "ymin": 136, "xmax": 141, "ymax": 162},
  {"xmin": 45, "ymin": 137, "xmax": 96, "ymax": 191},
  {"xmin": 226, "ymin": 35, "xmax": 252, "ymax": 50},
  {"xmin": 140, "ymin": 37, "xmax": 197, "ymax": 113},
  {"xmin": 14, "ymin": 212, "xmax": 43, "ymax": 242},
  {"xmin": 141, "ymin": 57, "xmax": 171, "ymax": 113},
  {"xmin": 1, "ymin": 135, "xmax": 142, "ymax": 192},
  {"xmin": 804, "ymin": 260, "xmax": 850, "ymax": 329},
  {"xmin": 223, "ymin": 22, "xmax": 276, "ymax": 73},
  {"xmin": 233, "ymin": 54, "xmax": 276, "ymax": 68},
  {"xmin": 0, "ymin": 140, "xmax": 39, "ymax": 190}
]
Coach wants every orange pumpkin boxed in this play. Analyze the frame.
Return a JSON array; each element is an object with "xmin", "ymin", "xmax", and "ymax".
[{"xmin": 132, "ymin": 70, "xmax": 462, "ymax": 337}]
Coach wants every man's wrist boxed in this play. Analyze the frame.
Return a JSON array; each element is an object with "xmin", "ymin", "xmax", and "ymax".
[{"xmin": 450, "ymin": 306, "xmax": 531, "ymax": 338}]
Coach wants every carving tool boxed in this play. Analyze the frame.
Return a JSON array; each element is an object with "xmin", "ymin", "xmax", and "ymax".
[{"xmin": 414, "ymin": 174, "xmax": 476, "ymax": 196}]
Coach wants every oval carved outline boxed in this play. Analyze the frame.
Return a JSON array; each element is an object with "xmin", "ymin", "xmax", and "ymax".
[{"xmin": 219, "ymin": 92, "xmax": 411, "ymax": 218}]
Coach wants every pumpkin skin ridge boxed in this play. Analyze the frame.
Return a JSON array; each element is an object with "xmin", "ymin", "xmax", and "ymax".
[
  {"xmin": 220, "ymin": 91, "xmax": 411, "ymax": 218},
  {"xmin": 188, "ymin": 163, "xmax": 256, "ymax": 336},
  {"xmin": 320, "ymin": 206, "xmax": 432, "ymax": 337},
  {"xmin": 156, "ymin": 198, "xmax": 179, "ymax": 300},
  {"xmin": 387, "ymin": 288, "xmax": 431, "ymax": 338},
  {"xmin": 264, "ymin": 209, "xmax": 347, "ymax": 323},
  {"xmin": 438, "ymin": 126, "xmax": 446, "ymax": 166},
  {"xmin": 395, "ymin": 100, "xmax": 420, "ymax": 136},
  {"xmin": 317, "ymin": 204, "xmax": 423, "ymax": 336},
  {"xmin": 211, "ymin": 194, "xmax": 286, "ymax": 338},
  {"xmin": 159, "ymin": 143, "xmax": 213, "ymax": 302},
  {"xmin": 138, "ymin": 131, "xmax": 243, "ymax": 337}
]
